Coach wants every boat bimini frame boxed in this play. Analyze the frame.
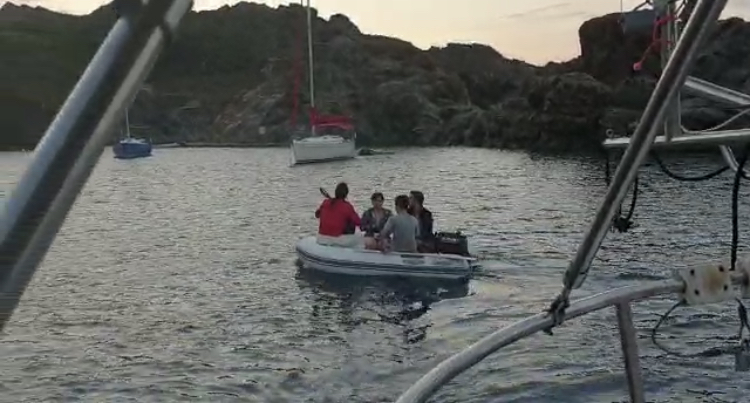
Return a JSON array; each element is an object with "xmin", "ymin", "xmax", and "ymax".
[
  {"xmin": 1, "ymin": 1, "xmax": 750, "ymax": 402},
  {"xmin": 397, "ymin": 0, "xmax": 750, "ymax": 402},
  {"xmin": 0, "ymin": 0, "xmax": 194, "ymax": 328}
]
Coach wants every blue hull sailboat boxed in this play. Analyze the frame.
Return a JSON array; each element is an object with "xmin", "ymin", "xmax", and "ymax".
[{"xmin": 113, "ymin": 109, "xmax": 152, "ymax": 159}]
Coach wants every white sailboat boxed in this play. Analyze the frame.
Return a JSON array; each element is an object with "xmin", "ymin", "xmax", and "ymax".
[{"xmin": 290, "ymin": 0, "xmax": 357, "ymax": 165}]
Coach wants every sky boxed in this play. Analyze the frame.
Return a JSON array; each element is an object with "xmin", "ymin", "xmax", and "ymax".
[{"xmin": 3, "ymin": 0, "xmax": 750, "ymax": 64}]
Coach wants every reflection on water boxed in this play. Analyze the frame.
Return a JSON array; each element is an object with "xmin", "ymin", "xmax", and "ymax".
[{"xmin": 296, "ymin": 268, "xmax": 470, "ymax": 344}]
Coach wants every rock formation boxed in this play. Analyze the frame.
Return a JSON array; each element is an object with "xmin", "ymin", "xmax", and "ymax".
[{"xmin": 1, "ymin": 1, "xmax": 749, "ymax": 153}]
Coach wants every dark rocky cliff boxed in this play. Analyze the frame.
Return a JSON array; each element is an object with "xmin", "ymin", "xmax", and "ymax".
[{"xmin": 1, "ymin": 2, "xmax": 749, "ymax": 152}]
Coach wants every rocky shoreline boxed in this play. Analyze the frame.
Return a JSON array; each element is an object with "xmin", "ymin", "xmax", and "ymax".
[
  {"xmin": 1, "ymin": 2, "xmax": 749, "ymax": 154},
  {"xmin": 158, "ymin": 142, "xmax": 286, "ymax": 149}
]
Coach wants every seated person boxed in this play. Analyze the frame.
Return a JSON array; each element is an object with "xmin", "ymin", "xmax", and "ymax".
[
  {"xmin": 377, "ymin": 194, "xmax": 419, "ymax": 253},
  {"xmin": 407, "ymin": 190, "xmax": 435, "ymax": 252},
  {"xmin": 361, "ymin": 192, "xmax": 393, "ymax": 250},
  {"xmin": 315, "ymin": 182, "xmax": 361, "ymax": 248}
]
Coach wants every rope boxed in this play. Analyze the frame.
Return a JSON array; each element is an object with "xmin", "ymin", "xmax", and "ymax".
[
  {"xmin": 730, "ymin": 144, "xmax": 750, "ymax": 271},
  {"xmin": 651, "ymin": 299, "xmax": 688, "ymax": 356},
  {"xmin": 646, "ymin": 146, "xmax": 750, "ymax": 358},
  {"xmin": 546, "ymin": 0, "xmax": 740, "ymax": 334},
  {"xmin": 738, "ymin": 299, "xmax": 750, "ymax": 340},
  {"xmin": 650, "ymin": 152, "xmax": 729, "ymax": 181},
  {"xmin": 633, "ymin": 14, "xmax": 678, "ymax": 72},
  {"xmin": 651, "ymin": 298, "xmax": 750, "ymax": 358},
  {"xmin": 631, "ymin": 0, "xmax": 687, "ymax": 72},
  {"xmin": 605, "ymin": 151, "xmax": 639, "ymax": 233},
  {"xmin": 602, "ymin": 150, "xmax": 728, "ymax": 235},
  {"xmin": 544, "ymin": 147, "xmax": 725, "ymax": 333},
  {"xmin": 682, "ymin": 109, "xmax": 750, "ymax": 134},
  {"xmin": 557, "ymin": 146, "xmax": 747, "ymax": 342}
]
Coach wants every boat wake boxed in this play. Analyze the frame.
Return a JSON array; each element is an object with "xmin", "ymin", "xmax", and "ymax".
[{"xmin": 295, "ymin": 268, "xmax": 471, "ymax": 343}]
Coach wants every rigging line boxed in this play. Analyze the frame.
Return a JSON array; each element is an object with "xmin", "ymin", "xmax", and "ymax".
[
  {"xmin": 604, "ymin": 148, "xmax": 729, "ymax": 234},
  {"xmin": 612, "ymin": 149, "xmax": 741, "ymax": 235},
  {"xmin": 651, "ymin": 299, "xmax": 688, "ymax": 357},
  {"xmin": 604, "ymin": 150, "xmax": 639, "ymax": 233},
  {"xmin": 683, "ymin": 109, "xmax": 750, "ymax": 133},
  {"xmin": 545, "ymin": 0, "xmax": 728, "ymax": 336},
  {"xmin": 738, "ymin": 299, "xmax": 750, "ymax": 340},
  {"xmin": 651, "ymin": 299, "xmax": 750, "ymax": 358},
  {"xmin": 652, "ymin": 143, "xmax": 749, "ymax": 358},
  {"xmin": 730, "ymin": 143, "xmax": 750, "ymax": 271}
]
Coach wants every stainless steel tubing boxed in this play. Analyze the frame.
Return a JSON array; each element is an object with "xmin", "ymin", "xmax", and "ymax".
[{"xmin": 0, "ymin": 0, "xmax": 193, "ymax": 330}]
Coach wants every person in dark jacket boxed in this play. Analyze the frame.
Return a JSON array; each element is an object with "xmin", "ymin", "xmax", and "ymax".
[
  {"xmin": 407, "ymin": 190, "xmax": 434, "ymax": 252},
  {"xmin": 360, "ymin": 192, "xmax": 392, "ymax": 236}
]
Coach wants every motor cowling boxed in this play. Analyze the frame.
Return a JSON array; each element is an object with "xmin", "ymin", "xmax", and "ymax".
[{"xmin": 433, "ymin": 231, "xmax": 470, "ymax": 257}]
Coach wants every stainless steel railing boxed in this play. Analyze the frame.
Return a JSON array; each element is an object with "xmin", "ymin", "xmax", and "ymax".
[
  {"xmin": 396, "ymin": 0, "xmax": 750, "ymax": 401},
  {"xmin": 0, "ymin": 0, "xmax": 194, "ymax": 330}
]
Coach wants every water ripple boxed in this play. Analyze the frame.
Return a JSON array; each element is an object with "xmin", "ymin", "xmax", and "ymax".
[{"xmin": 0, "ymin": 148, "xmax": 747, "ymax": 402}]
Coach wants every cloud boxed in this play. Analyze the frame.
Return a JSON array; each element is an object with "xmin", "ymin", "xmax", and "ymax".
[
  {"xmin": 536, "ymin": 10, "xmax": 598, "ymax": 21},
  {"xmin": 501, "ymin": 2, "xmax": 573, "ymax": 20}
]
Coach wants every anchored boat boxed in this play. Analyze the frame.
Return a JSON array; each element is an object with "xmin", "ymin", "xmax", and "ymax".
[
  {"xmin": 289, "ymin": 0, "xmax": 356, "ymax": 165},
  {"xmin": 113, "ymin": 137, "xmax": 152, "ymax": 159},
  {"xmin": 113, "ymin": 109, "xmax": 152, "ymax": 159},
  {"xmin": 291, "ymin": 133, "xmax": 357, "ymax": 165}
]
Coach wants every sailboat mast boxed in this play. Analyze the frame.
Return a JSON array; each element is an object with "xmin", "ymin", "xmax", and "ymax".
[
  {"xmin": 125, "ymin": 109, "xmax": 131, "ymax": 139},
  {"xmin": 305, "ymin": 0, "xmax": 316, "ymax": 135},
  {"xmin": 305, "ymin": 0, "xmax": 315, "ymax": 109}
]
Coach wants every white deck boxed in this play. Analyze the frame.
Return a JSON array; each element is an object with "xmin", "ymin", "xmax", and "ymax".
[{"xmin": 291, "ymin": 135, "xmax": 356, "ymax": 164}]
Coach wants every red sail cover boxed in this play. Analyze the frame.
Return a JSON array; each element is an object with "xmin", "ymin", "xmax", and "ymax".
[
  {"xmin": 288, "ymin": 9, "xmax": 354, "ymax": 131},
  {"xmin": 309, "ymin": 107, "xmax": 354, "ymax": 130}
]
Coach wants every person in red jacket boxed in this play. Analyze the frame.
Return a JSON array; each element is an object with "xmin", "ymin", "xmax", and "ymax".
[{"xmin": 315, "ymin": 182, "xmax": 362, "ymax": 248}]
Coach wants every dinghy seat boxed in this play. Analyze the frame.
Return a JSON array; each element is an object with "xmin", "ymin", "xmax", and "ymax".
[{"xmin": 315, "ymin": 234, "xmax": 364, "ymax": 249}]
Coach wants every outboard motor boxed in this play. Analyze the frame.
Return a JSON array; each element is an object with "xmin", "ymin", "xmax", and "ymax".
[{"xmin": 433, "ymin": 231, "xmax": 471, "ymax": 257}]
